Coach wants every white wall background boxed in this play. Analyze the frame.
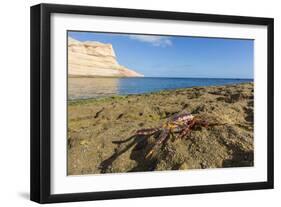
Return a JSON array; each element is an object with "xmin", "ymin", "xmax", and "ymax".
[{"xmin": 0, "ymin": 0, "xmax": 279, "ymax": 206}]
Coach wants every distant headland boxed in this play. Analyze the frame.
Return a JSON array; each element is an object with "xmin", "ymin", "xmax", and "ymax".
[{"xmin": 68, "ymin": 37, "xmax": 143, "ymax": 77}]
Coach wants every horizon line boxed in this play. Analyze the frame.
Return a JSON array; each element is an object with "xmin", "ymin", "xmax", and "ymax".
[{"xmin": 69, "ymin": 75, "xmax": 253, "ymax": 80}]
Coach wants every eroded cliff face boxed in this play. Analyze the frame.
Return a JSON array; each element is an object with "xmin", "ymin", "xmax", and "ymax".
[{"xmin": 68, "ymin": 37, "xmax": 143, "ymax": 77}]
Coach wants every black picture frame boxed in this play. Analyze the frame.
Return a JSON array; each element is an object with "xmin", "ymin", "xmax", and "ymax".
[{"xmin": 30, "ymin": 3, "xmax": 274, "ymax": 204}]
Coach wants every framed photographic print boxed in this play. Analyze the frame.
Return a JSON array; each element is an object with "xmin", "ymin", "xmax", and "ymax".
[{"xmin": 30, "ymin": 3, "xmax": 274, "ymax": 203}]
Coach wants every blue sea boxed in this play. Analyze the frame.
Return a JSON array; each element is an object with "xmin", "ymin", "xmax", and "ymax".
[{"xmin": 68, "ymin": 77, "xmax": 253, "ymax": 100}]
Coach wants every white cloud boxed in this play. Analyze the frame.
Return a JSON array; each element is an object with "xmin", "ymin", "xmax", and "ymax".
[{"xmin": 129, "ymin": 35, "xmax": 172, "ymax": 47}]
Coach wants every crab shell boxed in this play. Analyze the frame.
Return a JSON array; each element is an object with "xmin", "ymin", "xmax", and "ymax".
[{"xmin": 169, "ymin": 112, "xmax": 194, "ymax": 124}]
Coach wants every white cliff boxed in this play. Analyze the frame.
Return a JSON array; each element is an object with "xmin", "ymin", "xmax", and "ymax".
[{"xmin": 68, "ymin": 37, "xmax": 143, "ymax": 77}]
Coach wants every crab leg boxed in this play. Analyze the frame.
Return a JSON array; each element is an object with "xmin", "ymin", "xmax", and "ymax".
[
  {"xmin": 145, "ymin": 129, "xmax": 169, "ymax": 159},
  {"xmin": 112, "ymin": 128, "xmax": 159, "ymax": 144},
  {"xmin": 135, "ymin": 128, "xmax": 159, "ymax": 136},
  {"xmin": 177, "ymin": 127, "xmax": 192, "ymax": 139},
  {"xmin": 194, "ymin": 119, "xmax": 209, "ymax": 128},
  {"xmin": 177, "ymin": 121, "xmax": 195, "ymax": 139}
]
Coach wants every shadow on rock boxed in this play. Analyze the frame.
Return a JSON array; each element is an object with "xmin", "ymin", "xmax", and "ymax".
[{"xmin": 99, "ymin": 134, "xmax": 158, "ymax": 173}]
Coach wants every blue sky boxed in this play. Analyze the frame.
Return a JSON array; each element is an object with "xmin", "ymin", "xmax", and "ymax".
[{"xmin": 68, "ymin": 31, "xmax": 253, "ymax": 79}]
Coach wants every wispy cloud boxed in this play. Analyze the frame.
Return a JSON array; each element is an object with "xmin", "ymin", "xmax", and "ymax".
[{"xmin": 129, "ymin": 35, "xmax": 172, "ymax": 47}]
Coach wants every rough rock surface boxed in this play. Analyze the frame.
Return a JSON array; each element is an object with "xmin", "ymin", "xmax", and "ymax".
[
  {"xmin": 67, "ymin": 83, "xmax": 254, "ymax": 175},
  {"xmin": 68, "ymin": 37, "xmax": 143, "ymax": 77}
]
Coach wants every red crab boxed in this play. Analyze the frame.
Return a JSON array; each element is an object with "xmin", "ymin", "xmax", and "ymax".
[{"xmin": 131, "ymin": 112, "xmax": 208, "ymax": 158}]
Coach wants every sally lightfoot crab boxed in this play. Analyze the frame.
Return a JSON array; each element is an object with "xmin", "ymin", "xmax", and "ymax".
[{"xmin": 114, "ymin": 112, "xmax": 209, "ymax": 159}]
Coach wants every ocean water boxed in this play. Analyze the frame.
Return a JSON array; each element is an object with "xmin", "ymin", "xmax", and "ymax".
[{"xmin": 68, "ymin": 77, "xmax": 253, "ymax": 100}]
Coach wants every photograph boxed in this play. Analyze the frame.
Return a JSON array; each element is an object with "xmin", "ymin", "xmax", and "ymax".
[
  {"xmin": 29, "ymin": 3, "xmax": 274, "ymax": 203},
  {"xmin": 67, "ymin": 31, "xmax": 254, "ymax": 175}
]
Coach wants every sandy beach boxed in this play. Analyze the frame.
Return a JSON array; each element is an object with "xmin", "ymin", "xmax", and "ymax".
[{"xmin": 67, "ymin": 82, "xmax": 254, "ymax": 175}]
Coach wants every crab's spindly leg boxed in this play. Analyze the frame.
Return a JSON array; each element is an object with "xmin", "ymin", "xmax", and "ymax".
[
  {"xmin": 145, "ymin": 129, "xmax": 169, "ymax": 159},
  {"xmin": 112, "ymin": 128, "xmax": 159, "ymax": 144},
  {"xmin": 195, "ymin": 119, "xmax": 209, "ymax": 128},
  {"xmin": 178, "ymin": 128, "xmax": 191, "ymax": 139},
  {"xmin": 135, "ymin": 128, "xmax": 159, "ymax": 136}
]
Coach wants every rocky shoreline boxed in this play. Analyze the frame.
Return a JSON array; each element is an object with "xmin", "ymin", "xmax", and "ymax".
[{"xmin": 67, "ymin": 82, "xmax": 254, "ymax": 175}]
